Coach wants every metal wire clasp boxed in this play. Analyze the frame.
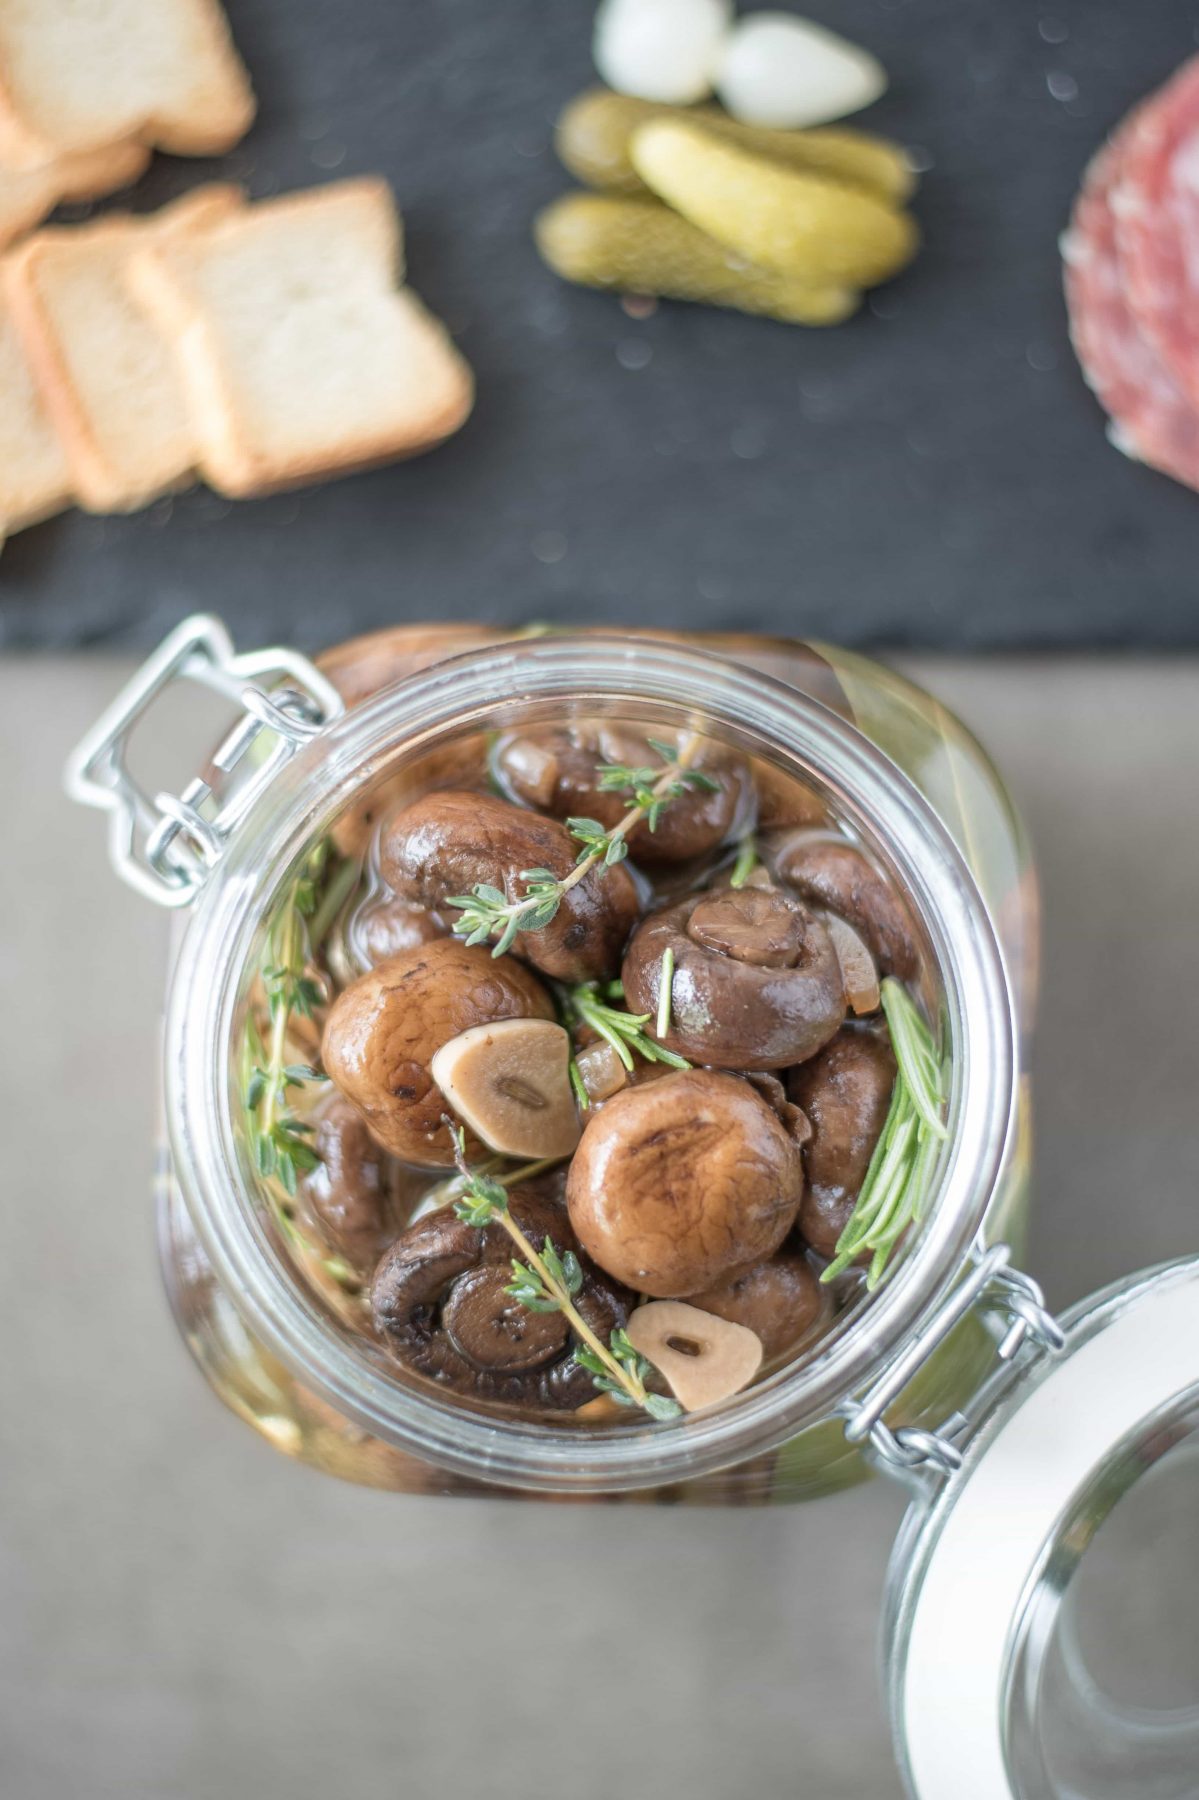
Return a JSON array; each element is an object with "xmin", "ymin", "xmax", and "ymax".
[
  {"xmin": 841, "ymin": 1244, "xmax": 1066, "ymax": 1481},
  {"xmin": 65, "ymin": 613, "xmax": 345, "ymax": 907}
]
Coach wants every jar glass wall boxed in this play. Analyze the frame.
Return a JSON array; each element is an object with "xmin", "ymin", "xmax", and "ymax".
[{"xmin": 155, "ymin": 631, "xmax": 1031, "ymax": 1501}]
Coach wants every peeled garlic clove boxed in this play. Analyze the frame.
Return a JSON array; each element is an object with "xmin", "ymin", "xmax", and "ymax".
[
  {"xmin": 715, "ymin": 13, "xmax": 886, "ymax": 129},
  {"xmin": 625, "ymin": 1300, "xmax": 763, "ymax": 1411},
  {"xmin": 431, "ymin": 1019, "xmax": 581, "ymax": 1160},
  {"xmin": 825, "ymin": 912, "xmax": 881, "ymax": 1014},
  {"xmin": 594, "ymin": 0, "xmax": 732, "ymax": 106}
]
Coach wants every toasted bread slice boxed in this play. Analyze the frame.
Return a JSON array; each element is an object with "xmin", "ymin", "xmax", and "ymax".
[
  {"xmin": 0, "ymin": 0, "xmax": 254, "ymax": 167},
  {"xmin": 0, "ymin": 139, "xmax": 150, "ymax": 252},
  {"xmin": 5, "ymin": 184, "xmax": 243, "ymax": 512},
  {"xmin": 0, "ymin": 284, "xmax": 70, "ymax": 531},
  {"xmin": 130, "ymin": 177, "xmax": 474, "ymax": 498}
]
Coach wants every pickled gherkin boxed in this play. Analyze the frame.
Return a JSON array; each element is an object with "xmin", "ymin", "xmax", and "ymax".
[
  {"xmin": 556, "ymin": 87, "xmax": 916, "ymax": 207},
  {"xmin": 535, "ymin": 193, "xmax": 860, "ymax": 326},
  {"xmin": 631, "ymin": 119, "xmax": 918, "ymax": 289}
]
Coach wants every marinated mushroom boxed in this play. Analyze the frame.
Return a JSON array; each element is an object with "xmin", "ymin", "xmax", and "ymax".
[
  {"xmin": 787, "ymin": 1026, "xmax": 897, "ymax": 1257},
  {"xmin": 349, "ymin": 896, "xmax": 447, "ymax": 968},
  {"xmin": 370, "ymin": 1186, "xmax": 630, "ymax": 1410},
  {"xmin": 741, "ymin": 1070, "xmax": 812, "ymax": 1144},
  {"xmin": 773, "ymin": 831, "xmax": 920, "ymax": 980},
  {"xmin": 494, "ymin": 722, "xmax": 753, "ymax": 863},
  {"xmin": 321, "ymin": 937, "xmax": 554, "ymax": 1165},
  {"xmin": 752, "ymin": 758, "xmax": 827, "ymax": 832},
  {"xmin": 318, "ymin": 623, "xmax": 508, "ymax": 710},
  {"xmin": 301, "ymin": 1094, "xmax": 399, "ymax": 1261},
  {"xmin": 566, "ymin": 1069, "xmax": 805, "ymax": 1296},
  {"xmin": 689, "ymin": 1244, "xmax": 830, "ymax": 1363},
  {"xmin": 622, "ymin": 887, "xmax": 846, "ymax": 1070},
  {"xmin": 379, "ymin": 789, "xmax": 641, "ymax": 983},
  {"xmin": 332, "ymin": 739, "xmax": 492, "ymax": 860}
]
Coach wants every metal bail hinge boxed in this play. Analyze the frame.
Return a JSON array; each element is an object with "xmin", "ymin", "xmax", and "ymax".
[
  {"xmin": 64, "ymin": 613, "xmax": 345, "ymax": 908},
  {"xmin": 841, "ymin": 1244, "xmax": 1066, "ymax": 1481}
]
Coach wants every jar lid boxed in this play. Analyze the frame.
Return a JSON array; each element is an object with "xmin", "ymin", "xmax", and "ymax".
[{"xmin": 886, "ymin": 1258, "xmax": 1199, "ymax": 1799}]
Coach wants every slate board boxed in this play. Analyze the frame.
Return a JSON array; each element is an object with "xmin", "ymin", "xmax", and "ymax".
[{"xmin": 2, "ymin": 0, "xmax": 1197, "ymax": 651}]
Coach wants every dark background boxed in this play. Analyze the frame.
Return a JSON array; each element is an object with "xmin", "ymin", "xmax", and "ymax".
[{"xmin": 2, "ymin": 0, "xmax": 1197, "ymax": 651}]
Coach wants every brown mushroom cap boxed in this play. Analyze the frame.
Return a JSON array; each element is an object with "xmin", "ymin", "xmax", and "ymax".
[
  {"xmin": 301, "ymin": 1094, "xmax": 399, "ymax": 1261},
  {"xmin": 321, "ymin": 937, "xmax": 554, "ymax": 1166},
  {"xmin": 689, "ymin": 1243, "xmax": 830, "ymax": 1364},
  {"xmin": 566, "ymin": 1069, "xmax": 805, "ymax": 1297},
  {"xmin": 622, "ymin": 889, "xmax": 846, "ymax": 1071},
  {"xmin": 752, "ymin": 759, "xmax": 828, "ymax": 832},
  {"xmin": 332, "ymin": 740, "xmax": 491, "ymax": 860},
  {"xmin": 772, "ymin": 832, "xmax": 920, "ymax": 980},
  {"xmin": 370, "ymin": 1185, "xmax": 630, "ymax": 1410},
  {"xmin": 379, "ymin": 788, "xmax": 641, "ymax": 983},
  {"xmin": 349, "ymin": 896, "xmax": 448, "ymax": 968},
  {"xmin": 787, "ymin": 1026, "xmax": 897, "ymax": 1257},
  {"xmin": 318, "ymin": 623, "xmax": 509, "ymax": 711},
  {"xmin": 494, "ymin": 722, "xmax": 753, "ymax": 864}
]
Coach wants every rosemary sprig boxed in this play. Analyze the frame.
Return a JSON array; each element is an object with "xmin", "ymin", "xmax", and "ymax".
[
  {"xmin": 448, "ymin": 733, "xmax": 716, "ymax": 957},
  {"xmin": 821, "ymin": 979, "xmax": 949, "ymax": 1290},
  {"xmin": 655, "ymin": 947, "xmax": 675, "ymax": 1038},
  {"xmin": 566, "ymin": 980, "xmax": 690, "ymax": 1074},
  {"xmin": 728, "ymin": 836, "xmax": 759, "ymax": 889},
  {"xmin": 448, "ymin": 1129, "xmax": 681, "ymax": 1421}
]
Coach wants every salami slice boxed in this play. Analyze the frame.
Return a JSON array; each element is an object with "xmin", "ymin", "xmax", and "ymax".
[
  {"xmin": 1114, "ymin": 54, "xmax": 1199, "ymax": 406},
  {"xmin": 1063, "ymin": 138, "xmax": 1199, "ymax": 492}
]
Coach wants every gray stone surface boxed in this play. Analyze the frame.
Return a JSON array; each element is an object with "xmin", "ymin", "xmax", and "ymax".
[
  {"xmin": 2, "ymin": 656, "xmax": 1197, "ymax": 1799},
  {"xmin": 4, "ymin": 3, "xmax": 1199, "ymax": 650}
]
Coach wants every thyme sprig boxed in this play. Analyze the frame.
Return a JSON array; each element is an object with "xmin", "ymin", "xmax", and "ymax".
[
  {"xmin": 448, "ymin": 1128, "xmax": 681, "ymax": 1420},
  {"xmin": 242, "ymin": 841, "xmax": 355, "ymax": 1287},
  {"xmin": 821, "ymin": 979, "xmax": 949, "ymax": 1290},
  {"xmin": 448, "ymin": 733, "xmax": 715, "ymax": 957},
  {"xmin": 251, "ymin": 842, "xmax": 331, "ymax": 1194}
]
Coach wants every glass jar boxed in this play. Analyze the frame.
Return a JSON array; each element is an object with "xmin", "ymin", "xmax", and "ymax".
[
  {"xmin": 71, "ymin": 618, "xmax": 1199, "ymax": 1796},
  {"xmin": 68, "ymin": 616, "xmax": 1031, "ymax": 1499}
]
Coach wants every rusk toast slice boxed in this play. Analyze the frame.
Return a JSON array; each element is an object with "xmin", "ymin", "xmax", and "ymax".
[
  {"xmin": 5, "ymin": 184, "xmax": 243, "ymax": 512},
  {"xmin": 0, "ymin": 138, "xmax": 149, "ymax": 252},
  {"xmin": 130, "ymin": 177, "xmax": 474, "ymax": 498},
  {"xmin": 0, "ymin": 285, "xmax": 70, "ymax": 532},
  {"xmin": 0, "ymin": 0, "xmax": 254, "ymax": 167}
]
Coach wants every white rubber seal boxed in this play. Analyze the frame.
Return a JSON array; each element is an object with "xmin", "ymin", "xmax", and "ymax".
[{"xmin": 902, "ymin": 1276, "xmax": 1199, "ymax": 1799}]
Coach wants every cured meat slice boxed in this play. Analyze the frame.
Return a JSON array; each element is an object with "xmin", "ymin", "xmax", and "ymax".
[
  {"xmin": 1114, "ymin": 54, "xmax": 1199, "ymax": 406},
  {"xmin": 1063, "ymin": 138, "xmax": 1199, "ymax": 491}
]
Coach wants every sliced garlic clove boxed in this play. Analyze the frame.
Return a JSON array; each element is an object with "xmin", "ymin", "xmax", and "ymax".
[
  {"xmin": 825, "ymin": 912, "xmax": 881, "ymax": 1014},
  {"xmin": 575, "ymin": 1038, "xmax": 629, "ymax": 1104},
  {"xmin": 625, "ymin": 1300, "xmax": 763, "ymax": 1412},
  {"xmin": 431, "ymin": 1019, "xmax": 581, "ymax": 1160},
  {"xmin": 715, "ymin": 13, "xmax": 887, "ymax": 130},
  {"xmin": 594, "ymin": 0, "xmax": 733, "ymax": 107}
]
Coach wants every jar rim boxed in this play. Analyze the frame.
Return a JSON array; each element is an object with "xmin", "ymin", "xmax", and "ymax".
[{"xmin": 165, "ymin": 635, "xmax": 1017, "ymax": 1492}]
